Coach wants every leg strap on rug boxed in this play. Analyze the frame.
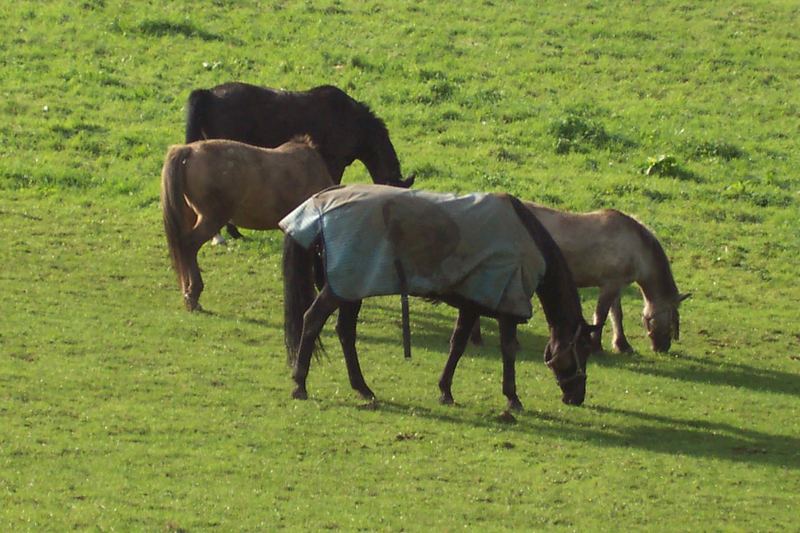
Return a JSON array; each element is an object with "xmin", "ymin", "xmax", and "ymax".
[{"xmin": 394, "ymin": 259, "xmax": 412, "ymax": 359}]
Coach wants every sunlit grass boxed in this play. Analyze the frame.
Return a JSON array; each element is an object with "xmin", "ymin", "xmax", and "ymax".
[{"xmin": 1, "ymin": 0, "xmax": 799, "ymax": 530}]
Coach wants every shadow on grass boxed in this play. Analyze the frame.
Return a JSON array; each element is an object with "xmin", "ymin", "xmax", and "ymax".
[
  {"xmin": 195, "ymin": 307, "xmax": 271, "ymax": 328},
  {"xmin": 619, "ymin": 350, "xmax": 800, "ymax": 398},
  {"xmin": 366, "ymin": 398, "xmax": 800, "ymax": 469}
]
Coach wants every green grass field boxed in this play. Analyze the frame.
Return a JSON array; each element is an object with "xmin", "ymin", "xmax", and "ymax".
[{"xmin": 2, "ymin": 0, "xmax": 799, "ymax": 530}]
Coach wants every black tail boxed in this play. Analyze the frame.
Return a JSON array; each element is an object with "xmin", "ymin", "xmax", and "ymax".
[
  {"xmin": 185, "ymin": 89, "xmax": 214, "ymax": 143},
  {"xmin": 283, "ymin": 235, "xmax": 320, "ymax": 365}
]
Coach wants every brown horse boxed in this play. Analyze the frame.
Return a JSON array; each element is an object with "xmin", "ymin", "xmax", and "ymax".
[
  {"xmin": 186, "ymin": 82, "xmax": 415, "ymax": 240},
  {"xmin": 281, "ymin": 185, "xmax": 598, "ymax": 408},
  {"xmin": 472, "ymin": 202, "xmax": 690, "ymax": 353},
  {"xmin": 160, "ymin": 136, "xmax": 333, "ymax": 311}
]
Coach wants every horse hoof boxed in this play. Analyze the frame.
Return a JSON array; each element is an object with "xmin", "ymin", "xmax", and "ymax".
[
  {"xmin": 357, "ymin": 399, "xmax": 379, "ymax": 410},
  {"xmin": 614, "ymin": 342, "xmax": 634, "ymax": 353},
  {"xmin": 211, "ymin": 234, "xmax": 227, "ymax": 246},
  {"xmin": 497, "ymin": 410, "xmax": 517, "ymax": 424},
  {"xmin": 357, "ymin": 388, "xmax": 376, "ymax": 401},
  {"xmin": 292, "ymin": 387, "xmax": 308, "ymax": 400},
  {"xmin": 507, "ymin": 399, "xmax": 524, "ymax": 412},
  {"xmin": 439, "ymin": 393, "xmax": 455, "ymax": 405}
]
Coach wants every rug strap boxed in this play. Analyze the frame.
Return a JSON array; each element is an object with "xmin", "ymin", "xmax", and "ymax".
[{"xmin": 394, "ymin": 259, "xmax": 412, "ymax": 359}]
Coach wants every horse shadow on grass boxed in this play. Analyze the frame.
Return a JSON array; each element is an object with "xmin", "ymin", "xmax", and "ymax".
[
  {"xmin": 194, "ymin": 307, "xmax": 273, "ymax": 329},
  {"xmin": 597, "ymin": 349, "xmax": 800, "ymax": 398},
  {"xmin": 315, "ymin": 327, "xmax": 799, "ymax": 469},
  {"xmin": 363, "ymin": 397, "xmax": 800, "ymax": 469}
]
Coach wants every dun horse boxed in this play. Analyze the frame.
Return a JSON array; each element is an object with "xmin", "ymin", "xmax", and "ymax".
[
  {"xmin": 186, "ymin": 82, "xmax": 415, "ymax": 240},
  {"xmin": 160, "ymin": 136, "xmax": 333, "ymax": 311},
  {"xmin": 471, "ymin": 202, "xmax": 690, "ymax": 353},
  {"xmin": 280, "ymin": 185, "xmax": 598, "ymax": 408}
]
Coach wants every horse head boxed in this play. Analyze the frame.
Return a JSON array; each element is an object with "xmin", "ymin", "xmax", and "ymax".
[
  {"xmin": 544, "ymin": 322, "xmax": 598, "ymax": 406},
  {"xmin": 643, "ymin": 293, "xmax": 691, "ymax": 352},
  {"xmin": 355, "ymin": 111, "xmax": 415, "ymax": 189}
]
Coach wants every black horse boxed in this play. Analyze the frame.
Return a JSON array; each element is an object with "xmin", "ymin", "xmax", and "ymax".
[
  {"xmin": 186, "ymin": 82, "xmax": 415, "ymax": 238},
  {"xmin": 281, "ymin": 186, "xmax": 597, "ymax": 409}
]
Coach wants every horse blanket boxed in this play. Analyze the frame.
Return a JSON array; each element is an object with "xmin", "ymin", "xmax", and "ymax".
[{"xmin": 279, "ymin": 184, "xmax": 545, "ymax": 320}]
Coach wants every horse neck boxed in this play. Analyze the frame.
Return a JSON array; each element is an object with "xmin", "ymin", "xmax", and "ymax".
[
  {"xmin": 509, "ymin": 196, "xmax": 584, "ymax": 339},
  {"xmin": 360, "ymin": 125, "xmax": 403, "ymax": 185},
  {"xmin": 537, "ymin": 257, "xmax": 584, "ymax": 341},
  {"xmin": 633, "ymin": 230, "xmax": 679, "ymax": 310}
]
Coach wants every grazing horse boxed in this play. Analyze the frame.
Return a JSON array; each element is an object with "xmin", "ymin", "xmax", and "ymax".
[
  {"xmin": 160, "ymin": 136, "xmax": 333, "ymax": 311},
  {"xmin": 280, "ymin": 185, "xmax": 597, "ymax": 408},
  {"xmin": 186, "ymin": 82, "xmax": 415, "ymax": 240},
  {"xmin": 471, "ymin": 202, "xmax": 690, "ymax": 353}
]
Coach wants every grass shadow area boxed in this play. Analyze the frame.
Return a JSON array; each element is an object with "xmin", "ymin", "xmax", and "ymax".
[
  {"xmin": 137, "ymin": 19, "xmax": 225, "ymax": 41},
  {"xmin": 365, "ymin": 397, "xmax": 800, "ymax": 469},
  {"xmin": 625, "ymin": 351, "xmax": 800, "ymax": 398}
]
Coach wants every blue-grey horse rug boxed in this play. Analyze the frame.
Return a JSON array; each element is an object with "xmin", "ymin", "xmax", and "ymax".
[{"xmin": 279, "ymin": 184, "xmax": 546, "ymax": 320}]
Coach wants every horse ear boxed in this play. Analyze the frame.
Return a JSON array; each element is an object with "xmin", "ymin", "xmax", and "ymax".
[{"xmin": 678, "ymin": 293, "xmax": 692, "ymax": 303}]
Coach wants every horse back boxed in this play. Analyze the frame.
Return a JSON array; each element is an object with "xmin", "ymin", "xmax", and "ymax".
[
  {"xmin": 182, "ymin": 139, "xmax": 333, "ymax": 229},
  {"xmin": 525, "ymin": 202, "xmax": 647, "ymax": 288},
  {"xmin": 184, "ymin": 82, "xmax": 363, "ymax": 164}
]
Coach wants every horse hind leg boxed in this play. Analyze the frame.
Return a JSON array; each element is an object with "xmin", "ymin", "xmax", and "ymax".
[
  {"xmin": 609, "ymin": 295, "xmax": 633, "ymax": 353},
  {"xmin": 183, "ymin": 214, "xmax": 225, "ymax": 311},
  {"xmin": 499, "ymin": 318, "xmax": 522, "ymax": 411},
  {"xmin": 292, "ymin": 285, "xmax": 340, "ymax": 400},
  {"xmin": 174, "ymin": 201, "xmax": 198, "ymax": 300},
  {"xmin": 336, "ymin": 300, "xmax": 375, "ymax": 400},
  {"xmin": 469, "ymin": 319, "xmax": 483, "ymax": 346},
  {"xmin": 438, "ymin": 308, "xmax": 479, "ymax": 405}
]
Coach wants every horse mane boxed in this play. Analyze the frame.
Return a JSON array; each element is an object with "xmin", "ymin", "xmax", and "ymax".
[
  {"xmin": 506, "ymin": 195, "xmax": 584, "ymax": 332},
  {"xmin": 310, "ymin": 84, "xmax": 391, "ymax": 138},
  {"xmin": 617, "ymin": 210, "xmax": 679, "ymax": 299}
]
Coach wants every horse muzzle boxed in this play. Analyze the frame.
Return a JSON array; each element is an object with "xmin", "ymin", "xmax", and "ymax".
[{"xmin": 559, "ymin": 375, "xmax": 586, "ymax": 406}]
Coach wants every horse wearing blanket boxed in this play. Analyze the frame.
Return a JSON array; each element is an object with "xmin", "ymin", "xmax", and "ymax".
[{"xmin": 280, "ymin": 184, "xmax": 597, "ymax": 408}]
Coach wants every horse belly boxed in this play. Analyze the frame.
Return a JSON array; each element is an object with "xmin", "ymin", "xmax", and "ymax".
[{"xmin": 231, "ymin": 181, "xmax": 318, "ymax": 230}]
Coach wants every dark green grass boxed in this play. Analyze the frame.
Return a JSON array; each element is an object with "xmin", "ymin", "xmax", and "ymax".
[{"xmin": 2, "ymin": 0, "xmax": 800, "ymax": 530}]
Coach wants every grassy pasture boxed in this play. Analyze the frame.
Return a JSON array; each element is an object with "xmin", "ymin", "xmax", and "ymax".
[{"xmin": 2, "ymin": 0, "xmax": 799, "ymax": 530}]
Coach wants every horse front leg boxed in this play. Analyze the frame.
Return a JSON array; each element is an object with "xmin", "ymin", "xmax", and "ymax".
[
  {"xmin": 591, "ymin": 286, "xmax": 619, "ymax": 354},
  {"xmin": 499, "ymin": 319, "xmax": 522, "ymax": 411},
  {"xmin": 439, "ymin": 308, "xmax": 479, "ymax": 405},
  {"xmin": 336, "ymin": 300, "xmax": 375, "ymax": 400},
  {"xmin": 609, "ymin": 294, "xmax": 633, "ymax": 353},
  {"xmin": 292, "ymin": 286, "xmax": 340, "ymax": 400}
]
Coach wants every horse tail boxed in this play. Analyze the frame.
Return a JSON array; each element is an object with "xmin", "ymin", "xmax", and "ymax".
[
  {"xmin": 160, "ymin": 145, "xmax": 193, "ymax": 288},
  {"xmin": 282, "ymin": 234, "xmax": 320, "ymax": 365},
  {"xmin": 185, "ymin": 88, "xmax": 214, "ymax": 143}
]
